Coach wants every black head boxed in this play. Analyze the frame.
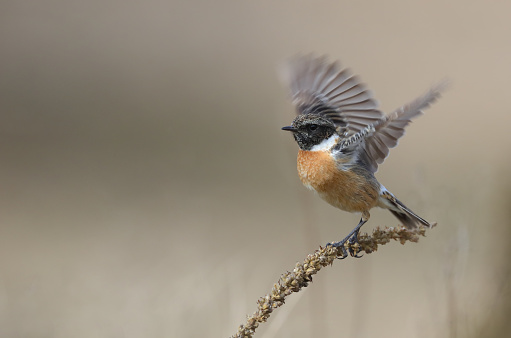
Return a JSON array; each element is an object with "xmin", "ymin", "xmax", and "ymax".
[{"xmin": 282, "ymin": 114, "xmax": 337, "ymax": 150}]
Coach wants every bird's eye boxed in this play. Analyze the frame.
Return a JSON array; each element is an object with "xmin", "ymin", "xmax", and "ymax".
[{"xmin": 308, "ymin": 124, "xmax": 318, "ymax": 131}]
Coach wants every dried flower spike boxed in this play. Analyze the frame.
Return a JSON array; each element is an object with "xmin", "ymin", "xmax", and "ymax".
[{"xmin": 231, "ymin": 224, "xmax": 434, "ymax": 338}]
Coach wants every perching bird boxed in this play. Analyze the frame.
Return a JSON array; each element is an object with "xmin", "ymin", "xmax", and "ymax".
[{"xmin": 281, "ymin": 55, "xmax": 444, "ymax": 247}]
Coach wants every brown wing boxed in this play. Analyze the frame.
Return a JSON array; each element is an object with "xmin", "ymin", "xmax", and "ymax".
[
  {"xmin": 362, "ymin": 82, "xmax": 447, "ymax": 173},
  {"xmin": 285, "ymin": 55, "xmax": 383, "ymax": 133}
]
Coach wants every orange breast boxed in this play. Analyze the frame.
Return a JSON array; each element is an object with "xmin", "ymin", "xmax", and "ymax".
[{"xmin": 297, "ymin": 150, "xmax": 379, "ymax": 213}]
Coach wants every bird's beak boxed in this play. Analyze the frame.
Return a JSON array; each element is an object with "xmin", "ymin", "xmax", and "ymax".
[{"xmin": 281, "ymin": 126, "xmax": 297, "ymax": 132}]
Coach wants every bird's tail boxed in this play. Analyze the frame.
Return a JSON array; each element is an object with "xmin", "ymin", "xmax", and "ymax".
[{"xmin": 379, "ymin": 189, "xmax": 433, "ymax": 229}]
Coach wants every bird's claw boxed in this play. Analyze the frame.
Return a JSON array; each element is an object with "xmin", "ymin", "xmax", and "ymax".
[
  {"xmin": 350, "ymin": 249, "xmax": 363, "ymax": 258},
  {"xmin": 326, "ymin": 230, "xmax": 363, "ymax": 259},
  {"xmin": 338, "ymin": 245, "xmax": 349, "ymax": 259},
  {"xmin": 347, "ymin": 231, "xmax": 363, "ymax": 258}
]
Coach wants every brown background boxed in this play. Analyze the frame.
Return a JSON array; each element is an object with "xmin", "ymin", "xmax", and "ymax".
[{"xmin": 1, "ymin": 1, "xmax": 510, "ymax": 337}]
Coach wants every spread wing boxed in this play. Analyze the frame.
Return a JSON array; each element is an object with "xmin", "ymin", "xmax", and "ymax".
[
  {"xmin": 360, "ymin": 82, "xmax": 447, "ymax": 173},
  {"xmin": 285, "ymin": 55, "xmax": 383, "ymax": 133}
]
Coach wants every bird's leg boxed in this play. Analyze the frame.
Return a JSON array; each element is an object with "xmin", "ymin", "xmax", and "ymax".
[{"xmin": 327, "ymin": 211, "xmax": 370, "ymax": 258}]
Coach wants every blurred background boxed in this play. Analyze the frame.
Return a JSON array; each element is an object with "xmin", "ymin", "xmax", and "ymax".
[{"xmin": 1, "ymin": 1, "xmax": 510, "ymax": 337}]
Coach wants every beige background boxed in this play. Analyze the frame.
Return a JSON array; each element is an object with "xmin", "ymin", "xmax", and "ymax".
[{"xmin": 1, "ymin": 1, "xmax": 510, "ymax": 337}]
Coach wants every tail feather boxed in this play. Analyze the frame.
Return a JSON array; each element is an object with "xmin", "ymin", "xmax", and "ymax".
[
  {"xmin": 380, "ymin": 190, "xmax": 432, "ymax": 229},
  {"xmin": 389, "ymin": 208, "xmax": 431, "ymax": 229}
]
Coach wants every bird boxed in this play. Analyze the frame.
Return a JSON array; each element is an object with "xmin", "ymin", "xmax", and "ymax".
[{"xmin": 281, "ymin": 55, "xmax": 445, "ymax": 249}]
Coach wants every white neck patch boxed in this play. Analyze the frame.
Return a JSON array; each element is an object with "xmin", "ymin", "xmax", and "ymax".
[{"xmin": 310, "ymin": 134, "xmax": 339, "ymax": 152}]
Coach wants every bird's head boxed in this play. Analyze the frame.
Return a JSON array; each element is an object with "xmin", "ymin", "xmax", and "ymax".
[{"xmin": 282, "ymin": 114, "xmax": 337, "ymax": 151}]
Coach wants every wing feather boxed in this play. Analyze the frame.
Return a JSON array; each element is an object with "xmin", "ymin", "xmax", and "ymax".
[
  {"xmin": 286, "ymin": 55, "xmax": 383, "ymax": 132},
  {"xmin": 285, "ymin": 54, "xmax": 446, "ymax": 173},
  {"xmin": 361, "ymin": 82, "xmax": 447, "ymax": 172}
]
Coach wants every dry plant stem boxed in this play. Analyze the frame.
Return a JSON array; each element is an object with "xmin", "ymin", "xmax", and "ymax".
[{"xmin": 231, "ymin": 224, "xmax": 435, "ymax": 338}]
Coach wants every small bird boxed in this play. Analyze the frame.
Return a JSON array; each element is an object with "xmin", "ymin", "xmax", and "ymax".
[{"xmin": 281, "ymin": 55, "xmax": 444, "ymax": 247}]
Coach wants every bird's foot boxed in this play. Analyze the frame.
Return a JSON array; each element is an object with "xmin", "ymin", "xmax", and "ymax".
[{"xmin": 326, "ymin": 228, "xmax": 363, "ymax": 259}]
